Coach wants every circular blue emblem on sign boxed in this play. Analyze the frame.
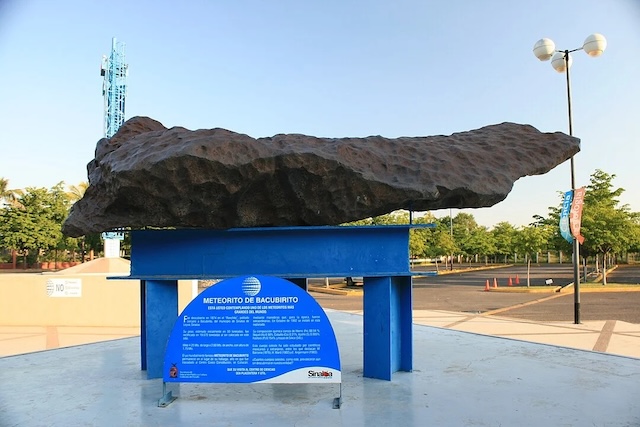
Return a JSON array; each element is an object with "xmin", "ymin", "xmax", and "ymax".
[{"xmin": 242, "ymin": 276, "xmax": 261, "ymax": 296}]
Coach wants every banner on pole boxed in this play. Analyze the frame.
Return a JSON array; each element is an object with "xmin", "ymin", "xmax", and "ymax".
[
  {"xmin": 559, "ymin": 190, "xmax": 573, "ymax": 244},
  {"xmin": 570, "ymin": 187, "xmax": 586, "ymax": 245}
]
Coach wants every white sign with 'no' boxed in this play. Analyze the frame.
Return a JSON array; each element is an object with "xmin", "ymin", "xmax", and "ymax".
[{"xmin": 46, "ymin": 279, "xmax": 82, "ymax": 297}]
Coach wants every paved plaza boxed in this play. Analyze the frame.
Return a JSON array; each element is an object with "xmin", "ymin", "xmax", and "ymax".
[{"xmin": 1, "ymin": 310, "xmax": 639, "ymax": 426}]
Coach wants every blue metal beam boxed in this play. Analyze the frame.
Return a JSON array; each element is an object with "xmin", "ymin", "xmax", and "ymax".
[{"xmin": 127, "ymin": 226, "xmax": 424, "ymax": 279}]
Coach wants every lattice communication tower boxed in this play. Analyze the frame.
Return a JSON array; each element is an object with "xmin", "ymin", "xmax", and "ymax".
[
  {"xmin": 101, "ymin": 37, "xmax": 128, "ymax": 138},
  {"xmin": 100, "ymin": 37, "xmax": 128, "ymax": 250}
]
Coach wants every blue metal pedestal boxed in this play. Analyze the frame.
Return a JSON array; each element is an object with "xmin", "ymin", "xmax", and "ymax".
[
  {"xmin": 143, "ymin": 280, "xmax": 178, "ymax": 379},
  {"xmin": 119, "ymin": 226, "xmax": 425, "ymax": 381},
  {"xmin": 363, "ymin": 276, "xmax": 413, "ymax": 379}
]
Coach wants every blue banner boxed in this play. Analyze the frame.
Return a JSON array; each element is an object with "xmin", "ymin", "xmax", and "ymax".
[
  {"xmin": 163, "ymin": 275, "xmax": 341, "ymax": 384},
  {"xmin": 560, "ymin": 190, "xmax": 573, "ymax": 244}
]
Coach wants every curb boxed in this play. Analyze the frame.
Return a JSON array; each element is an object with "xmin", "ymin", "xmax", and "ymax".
[
  {"xmin": 308, "ymin": 286, "xmax": 361, "ymax": 296},
  {"xmin": 488, "ymin": 286, "xmax": 562, "ymax": 293},
  {"xmin": 560, "ymin": 285, "xmax": 640, "ymax": 293},
  {"xmin": 435, "ymin": 264, "xmax": 514, "ymax": 275},
  {"xmin": 490, "ymin": 284, "xmax": 640, "ymax": 294}
]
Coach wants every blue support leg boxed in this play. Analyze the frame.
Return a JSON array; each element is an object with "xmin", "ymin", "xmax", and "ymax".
[
  {"xmin": 144, "ymin": 280, "xmax": 178, "ymax": 379},
  {"xmin": 363, "ymin": 276, "xmax": 413, "ymax": 380},
  {"xmin": 140, "ymin": 281, "xmax": 147, "ymax": 371},
  {"xmin": 394, "ymin": 275, "xmax": 413, "ymax": 372}
]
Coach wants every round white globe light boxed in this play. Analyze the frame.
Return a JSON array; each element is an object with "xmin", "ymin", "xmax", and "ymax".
[
  {"xmin": 551, "ymin": 52, "xmax": 572, "ymax": 73},
  {"xmin": 533, "ymin": 38, "xmax": 556, "ymax": 61},
  {"xmin": 583, "ymin": 33, "xmax": 607, "ymax": 57}
]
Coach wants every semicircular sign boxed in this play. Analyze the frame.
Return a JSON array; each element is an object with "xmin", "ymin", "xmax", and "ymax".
[{"xmin": 163, "ymin": 275, "xmax": 341, "ymax": 384}]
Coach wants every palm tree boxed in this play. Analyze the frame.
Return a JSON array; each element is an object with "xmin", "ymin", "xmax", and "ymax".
[
  {"xmin": 0, "ymin": 177, "xmax": 23, "ymax": 268},
  {"xmin": 67, "ymin": 181, "xmax": 89, "ymax": 202},
  {"xmin": 0, "ymin": 177, "xmax": 22, "ymax": 207},
  {"xmin": 66, "ymin": 181, "xmax": 90, "ymax": 262},
  {"xmin": 0, "ymin": 177, "xmax": 11, "ymax": 203}
]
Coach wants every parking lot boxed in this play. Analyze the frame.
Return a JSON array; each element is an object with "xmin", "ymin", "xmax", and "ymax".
[{"xmin": 313, "ymin": 264, "xmax": 640, "ymax": 324}]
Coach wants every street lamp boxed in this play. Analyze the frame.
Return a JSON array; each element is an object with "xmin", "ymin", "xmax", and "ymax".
[{"xmin": 532, "ymin": 33, "xmax": 606, "ymax": 324}]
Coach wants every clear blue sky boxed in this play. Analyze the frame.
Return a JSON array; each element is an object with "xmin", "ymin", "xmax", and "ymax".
[{"xmin": 1, "ymin": 0, "xmax": 638, "ymax": 228}]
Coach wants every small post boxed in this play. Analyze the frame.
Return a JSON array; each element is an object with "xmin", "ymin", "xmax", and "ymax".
[
  {"xmin": 158, "ymin": 382, "xmax": 177, "ymax": 407},
  {"xmin": 333, "ymin": 383, "xmax": 343, "ymax": 409}
]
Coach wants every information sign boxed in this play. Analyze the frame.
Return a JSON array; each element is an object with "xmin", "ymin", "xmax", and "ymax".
[
  {"xmin": 46, "ymin": 279, "xmax": 82, "ymax": 297},
  {"xmin": 101, "ymin": 231, "xmax": 125, "ymax": 240},
  {"xmin": 162, "ymin": 275, "xmax": 341, "ymax": 384}
]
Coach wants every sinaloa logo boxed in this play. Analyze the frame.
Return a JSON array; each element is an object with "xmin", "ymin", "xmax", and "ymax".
[
  {"xmin": 242, "ymin": 276, "xmax": 261, "ymax": 297},
  {"xmin": 308, "ymin": 370, "xmax": 333, "ymax": 379}
]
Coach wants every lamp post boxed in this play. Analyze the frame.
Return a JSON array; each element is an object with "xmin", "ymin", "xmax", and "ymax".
[
  {"xmin": 533, "ymin": 33, "xmax": 606, "ymax": 324},
  {"xmin": 449, "ymin": 208, "xmax": 453, "ymax": 271}
]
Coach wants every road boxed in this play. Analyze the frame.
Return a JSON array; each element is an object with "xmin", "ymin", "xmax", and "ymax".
[{"xmin": 312, "ymin": 264, "xmax": 640, "ymax": 324}]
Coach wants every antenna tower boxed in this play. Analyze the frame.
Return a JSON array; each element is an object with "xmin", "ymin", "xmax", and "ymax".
[
  {"xmin": 99, "ymin": 38, "xmax": 128, "ymax": 255},
  {"xmin": 101, "ymin": 37, "xmax": 128, "ymax": 138}
]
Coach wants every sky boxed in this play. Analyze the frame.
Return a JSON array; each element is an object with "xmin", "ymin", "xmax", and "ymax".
[{"xmin": 1, "ymin": 0, "xmax": 639, "ymax": 229}]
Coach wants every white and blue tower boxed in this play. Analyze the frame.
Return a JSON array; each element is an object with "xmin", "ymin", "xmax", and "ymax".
[
  {"xmin": 100, "ymin": 37, "xmax": 128, "ymax": 255},
  {"xmin": 101, "ymin": 37, "xmax": 128, "ymax": 138}
]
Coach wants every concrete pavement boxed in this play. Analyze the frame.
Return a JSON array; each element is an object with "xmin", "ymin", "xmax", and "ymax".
[
  {"xmin": 0, "ymin": 325, "xmax": 140, "ymax": 357},
  {"xmin": 2, "ymin": 264, "xmax": 638, "ymax": 425},
  {"xmin": 2, "ymin": 308, "xmax": 638, "ymax": 360},
  {"xmin": 2, "ymin": 310, "xmax": 639, "ymax": 426},
  {"xmin": 417, "ymin": 309, "xmax": 640, "ymax": 359}
]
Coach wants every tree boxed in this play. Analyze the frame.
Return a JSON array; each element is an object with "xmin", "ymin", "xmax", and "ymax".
[
  {"xmin": 540, "ymin": 170, "xmax": 640, "ymax": 273},
  {"xmin": 344, "ymin": 210, "xmax": 438, "ymax": 260},
  {"xmin": 0, "ymin": 184, "xmax": 72, "ymax": 267},
  {"xmin": 580, "ymin": 170, "xmax": 636, "ymax": 284},
  {"xmin": 431, "ymin": 217, "xmax": 456, "ymax": 269},
  {"xmin": 539, "ymin": 194, "xmax": 574, "ymax": 263},
  {"xmin": 626, "ymin": 216, "xmax": 640, "ymax": 263},
  {"xmin": 65, "ymin": 182, "xmax": 95, "ymax": 261},
  {"xmin": 431, "ymin": 231, "xmax": 457, "ymax": 268},
  {"xmin": 514, "ymin": 224, "xmax": 552, "ymax": 287},
  {"xmin": 491, "ymin": 222, "xmax": 517, "ymax": 263},
  {"xmin": 627, "ymin": 213, "xmax": 640, "ymax": 252},
  {"xmin": 0, "ymin": 177, "xmax": 9, "ymax": 202},
  {"xmin": 0, "ymin": 177, "xmax": 23, "ymax": 265},
  {"xmin": 0, "ymin": 177, "xmax": 23, "ymax": 207},
  {"xmin": 408, "ymin": 214, "xmax": 436, "ymax": 260},
  {"xmin": 465, "ymin": 227, "xmax": 495, "ymax": 264},
  {"xmin": 451, "ymin": 213, "xmax": 480, "ymax": 261},
  {"xmin": 67, "ymin": 181, "xmax": 89, "ymax": 202}
]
